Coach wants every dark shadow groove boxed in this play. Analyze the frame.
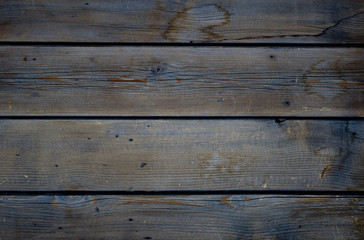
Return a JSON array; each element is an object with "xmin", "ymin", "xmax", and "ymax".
[
  {"xmin": 0, "ymin": 116, "xmax": 363, "ymax": 121},
  {"xmin": 0, "ymin": 42, "xmax": 364, "ymax": 48},
  {"xmin": 0, "ymin": 190, "xmax": 363, "ymax": 196}
]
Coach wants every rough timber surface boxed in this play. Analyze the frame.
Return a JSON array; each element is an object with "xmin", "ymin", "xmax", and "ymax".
[
  {"xmin": 0, "ymin": 0, "xmax": 364, "ymax": 43},
  {"xmin": 1, "ymin": 47, "xmax": 363, "ymax": 116},
  {"xmin": 0, "ymin": 119, "xmax": 363, "ymax": 191},
  {"xmin": 1, "ymin": 0, "xmax": 363, "ymax": 238},
  {"xmin": 0, "ymin": 195, "xmax": 363, "ymax": 239}
]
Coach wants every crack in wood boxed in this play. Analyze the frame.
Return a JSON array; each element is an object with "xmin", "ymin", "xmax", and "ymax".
[{"xmin": 218, "ymin": 10, "xmax": 364, "ymax": 42}]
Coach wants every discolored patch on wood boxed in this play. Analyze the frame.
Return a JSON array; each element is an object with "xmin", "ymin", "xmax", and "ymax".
[
  {"xmin": 7, "ymin": 100, "xmax": 12, "ymax": 110},
  {"xmin": 314, "ymin": 147, "xmax": 342, "ymax": 158},
  {"xmin": 301, "ymin": 59, "xmax": 362, "ymax": 101},
  {"xmin": 218, "ymin": 195, "xmax": 234, "ymax": 208},
  {"xmin": 107, "ymin": 77, "xmax": 148, "ymax": 84},
  {"xmin": 115, "ymin": 198, "xmax": 205, "ymax": 209},
  {"xmin": 162, "ymin": 5, "xmax": 230, "ymax": 41},
  {"xmin": 50, "ymin": 195, "xmax": 97, "ymax": 209},
  {"xmin": 320, "ymin": 164, "xmax": 332, "ymax": 179},
  {"xmin": 197, "ymin": 152, "xmax": 257, "ymax": 183},
  {"xmin": 243, "ymin": 196, "xmax": 253, "ymax": 201},
  {"xmin": 38, "ymin": 76, "xmax": 64, "ymax": 82},
  {"xmin": 355, "ymin": 218, "xmax": 364, "ymax": 235}
]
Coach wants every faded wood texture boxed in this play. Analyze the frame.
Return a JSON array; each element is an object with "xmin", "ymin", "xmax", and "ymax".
[
  {"xmin": 0, "ymin": 195, "xmax": 363, "ymax": 239},
  {"xmin": 0, "ymin": 119, "xmax": 363, "ymax": 191},
  {"xmin": 1, "ymin": 47, "xmax": 364, "ymax": 116},
  {"xmin": 1, "ymin": 0, "xmax": 364, "ymax": 43}
]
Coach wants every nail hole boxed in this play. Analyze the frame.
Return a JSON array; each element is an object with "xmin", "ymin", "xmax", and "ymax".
[
  {"xmin": 283, "ymin": 101, "xmax": 290, "ymax": 106},
  {"xmin": 32, "ymin": 58, "xmax": 36, "ymax": 61},
  {"xmin": 55, "ymin": 165, "xmax": 58, "ymax": 167},
  {"xmin": 270, "ymin": 55, "xmax": 274, "ymax": 59},
  {"xmin": 141, "ymin": 163, "xmax": 147, "ymax": 168},
  {"xmin": 15, "ymin": 154, "xmax": 20, "ymax": 156},
  {"xmin": 58, "ymin": 227, "xmax": 63, "ymax": 230},
  {"xmin": 275, "ymin": 119, "xmax": 285, "ymax": 124},
  {"xmin": 88, "ymin": 138, "xmax": 91, "ymax": 140},
  {"xmin": 151, "ymin": 65, "xmax": 164, "ymax": 74},
  {"xmin": 95, "ymin": 207, "xmax": 100, "ymax": 212},
  {"xmin": 115, "ymin": 135, "xmax": 119, "ymax": 138},
  {"xmin": 129, "ymin": 218, "xmax": 133, "ymax": 222},
  {"xmin": 129, "ymin": 138, "xmax": 133, "ymax": 142}
]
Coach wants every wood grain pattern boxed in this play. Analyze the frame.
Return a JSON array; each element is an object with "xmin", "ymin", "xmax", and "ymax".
[
  {"xmin": 1, "ymin": 47, "xmax": 363, "ymax": 116},
  {"xmin": 0, "ymin": 194, "xmax": 363, "ymax": 239},
  {"xmin": 1, "ymin": 0, "xmax": 364, "ymax": 43},
  {"xmin": 0, "ymin": 119, "xmax": 363, "ymax": 191},
  {"xmin": 1, "ymin": 0, "xmax": 363, "ymax": 237}
]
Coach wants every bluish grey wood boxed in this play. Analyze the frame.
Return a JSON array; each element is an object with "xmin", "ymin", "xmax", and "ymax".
[
  {"xmin": 1, "ymin": 47, "xmax": 363, "ymax": 116},
  {"xmin": 1, "ymin": 0, "xmax": 364, "ymax": 43},
  {"xmin": 0, "ymin": 119, "xmax": 363, "ymax": 191},
  {"xmin": 0, "ymin": 195, "xmax": 363, "ymax": 239}
]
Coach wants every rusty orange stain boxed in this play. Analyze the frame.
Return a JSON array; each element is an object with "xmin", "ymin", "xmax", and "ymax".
[
  {"xmin": 219, "ymin": 195, "xmax": 234, "ymax": 208},
  {"xmin": 117, "ymin": 199, "xmax": 205, "ymax": 208},
  {"xmin": 0, "ymin": 82, "xmax": 14, "ymax": 86},
  {"xmin": 107, "ymin": 77, "xmax": 148, "ymax": 84},
  {"xmin": 50, "ymin": 199, "xmax": 58, "ymax": 207},
  {"xmin": 292, "ymin": 198, "xmax": 331, "ymax": 204},
  {"xmin": 137, "ymin": 195, "xmax": 165, "ymax": 199},
  {"xmin": 38, "ymin": 76, "xmax": 63, "ymax": 82},
  {"xmin": 91, "ymin": 197, "xmax": 98, "ymax": 205},
  {"xmin": 162, "ymin": 5, "xmax": 230, "ymax": 41},
  {"xmin": 243, "ymin": 196, "xmax": 253, "ymax": 201},
  {"xmin": 321, "ymin": 164, "xmax": 332, "ymax": 179}
]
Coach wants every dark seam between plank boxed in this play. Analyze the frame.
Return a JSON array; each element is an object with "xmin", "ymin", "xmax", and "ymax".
[
  {"xmin": 0, "ymin": 116, "xmax": 364, "ymax": 120},
  {"xmin": 0, "ymin": 42, "xmax": 364, "ymax": 48},
  {"xmin": 0, "ymin": 190, "xmax": 363, "ymax": 196}
]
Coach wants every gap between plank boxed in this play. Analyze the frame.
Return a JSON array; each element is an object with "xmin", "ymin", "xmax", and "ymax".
[
  {"xmin": 0, "ymin": 42, "xmax": 364, "ymax": 48},
  {"xmin": 0, "ymin": 116, "xmax": 363, "ymax": 121},
  {"xmin": 0, "ymin": 190, "xmax": 363, "ymax": 196}
]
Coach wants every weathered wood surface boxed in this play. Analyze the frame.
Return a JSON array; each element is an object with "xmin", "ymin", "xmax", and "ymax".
[
  {"xmin": 1, "ymin": 47, "xmax": 363, "ymax": 116},
  {"xmin": 0, "ymin": 194, "xmax": 363, "ymax": 239},
  {"xmin": 0, "ymin": 119, "xmax": 363, "ymax": 191},
  {"xmin": 1, "ymin": 0, "xmax": 364, "ymax": 43}
]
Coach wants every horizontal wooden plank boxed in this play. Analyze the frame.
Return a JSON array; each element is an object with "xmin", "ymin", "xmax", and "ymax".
[
  {"xmin": 0, "ymin": 194, "xmax": 363, "ymax": 239},
  {"xmin": 0, "ymin": 119, "xmax": 363, "ymax": 191},
  {"xmin": 1, "ymin": 47, "xmax": 363, "ymax": 116},
  {"xmin": 1, "ymin": 0, "xmax": 364, "ymax": 43}
]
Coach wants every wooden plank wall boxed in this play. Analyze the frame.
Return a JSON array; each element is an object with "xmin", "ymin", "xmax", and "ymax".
[{"xmin": 0, "ymin": 0, "xmax": 363, "ymax": 239}]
